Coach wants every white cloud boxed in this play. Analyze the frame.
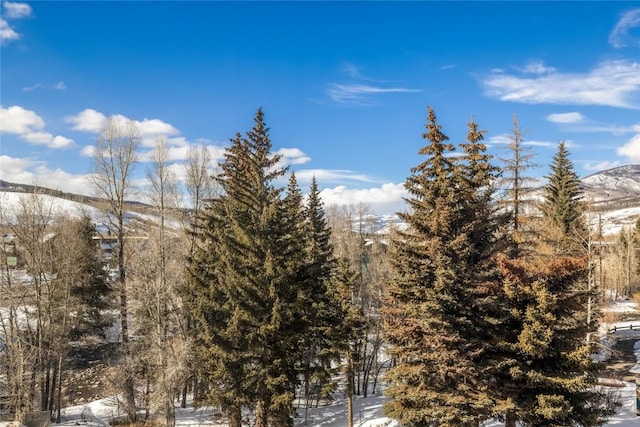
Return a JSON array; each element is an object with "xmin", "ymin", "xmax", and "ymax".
[
  {"xmin": 0, "ymin": 105, "xmax": 44, "ymax": 133},
  {"xmin": 295, "ymin": 169, "xmax": 377, "ymax": 184},
  {"xmin": 67, "ymin": 109, "xmax": 107, "ymax": 132},
  {"xmin": 23, "ymin": 81, "xmax": 67, "ymax": 92},
  {"xmin": 22, "ymin": 132, "xmax": 74, "ymax": 149},
  {"xmin": 525, "ymin": 140, "xmax": 556, "ymax": 148},
  {"xmin": 327, "ymin": 83, "xmax": 420, "ymax": 105},
  {"xmin": 136, "ymin": 118, "xmax": 179, "ymax": 137},
  {"xmin": 609, "ymin": 8, "xmax": 640, "ymax": 48},
  {"xmin": 67, "ymin": 109, "xmax": 180, "ymax": 145},
  {"xmin": 486, "ymin": 134, "xmax": 549, "ymax": 147},
  {"xmin": 520, "ymin": 60, "xmax": 556, "ymax": 75},
  {"xmin": 319, "ymin": 183, "xmax": 408, "ymax": 216},
  {"xmin": 0, "ymin": 155, "xmax": 92, "ymax": 196},
  {"xmin": 0, "ymin": 18, "xmax": 19, "ymax": 44},
  {"xmin": 1, "ymin": 2, "xmax": 31, "ymax": 45},
  {"xmin": 482, "ymin": 60, "xmax": 640, "ymax": 108},
  {"xmin": 617, "ymin": 134, "xmax": 640, "ymax": 161},
  {"xmin": 583, "ymin": 160, "xmax": 623, "ymax": 172},
  {"xmin": 546, "ymin": 112, "xmax": 585, "ymax": 124},
  {"xmin": 0, "ymin": 105, "xmax": 75, "ymax": 149},
  {"xmin": 274, "ymin": 147, "xmax": 311, "ymax": 167},
  {"xmin": 3, "ymin": 1, "xmax": 32, "ymax": 19},
  {"xmin": 80, "ymin": 145, "xmax": 95, "ymax": 158},
  {"xmin": 22, "ymin": 83, "xmax": 42, "ymax": 92}
]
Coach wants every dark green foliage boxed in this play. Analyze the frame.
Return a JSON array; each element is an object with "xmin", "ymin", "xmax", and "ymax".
[
  {"xmin": 298, "ymin": 177, "xmax": 342, "ymax": 406},
  {"xmin": 383, "ymin": 108, "xmax": 501, "ymax": 426},
  {"xmin": 184, "ymin": 110, "xmax": 340, "ymax": 426},
  {"xmin": 540, "ymin": 141, "xmax": 586, "ymax": 254},
  {"xmin": 60, "ymin": 216, "xmax": 112, "ymax": 339},
  {"xmin": 185, "ymin": 108, "xmax": 289, "ymax": 425},
  {"xmin": 494, "ymin": 256, "xmax": 615, "ymax": 426}
]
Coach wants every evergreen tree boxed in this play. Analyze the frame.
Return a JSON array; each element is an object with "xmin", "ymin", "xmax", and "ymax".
[
  {"xmin": 495, "ymin": 255, "xmax": 615, "ymax": 426},
  {"xmin": 330, "ymin": 257, "xmax": 363, "ymax": 427},
  {"xmin": 493, "ymin": 142, "xmax": 613, "ymax": 426},
  {"xmin": 383, "ymin": 108, "xmax": 500, "ymax": 426},
  {"xmin": 298, "ymin": 177, "xmax": 341, "ymax": 417},
  {"xmin": 540, "ymin": 141, "xmax": 586, "ymax": 255},
  {"xmin": 67, "ymin": 216, "xmax": 112, "ymax": 338},
  {"xmin": 186, "ymin": 109, "xmax": 331, "ymax": 426}
]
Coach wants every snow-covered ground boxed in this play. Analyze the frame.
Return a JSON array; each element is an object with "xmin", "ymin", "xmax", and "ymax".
[{"xmin": 4, "ymin": 298, "xmax": 639, "ymax": 427}]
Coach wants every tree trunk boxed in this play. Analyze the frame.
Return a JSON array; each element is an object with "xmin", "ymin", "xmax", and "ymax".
[
  {"xmin": 346, "ymin": 353, "xmax": 354, "ymax": 427},
  {"xmin": 228, "ymin": 405, "xmax": 242, "ymax": 427},
  {"xmin": 255, "ymin": 399, "xmax": 268, "ymax": 427}
]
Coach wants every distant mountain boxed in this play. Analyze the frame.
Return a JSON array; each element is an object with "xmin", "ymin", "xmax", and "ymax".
[
  {"xmin": 581, "ymin": 165, "xmax": 640, "ymax": 203},
  {"xmin": 0, "ymin": 180, "xmax": 153, "ymax": 211},
  {"xmin": 2, "ymin": 165, "xmax": 640, "ymax": 236}
]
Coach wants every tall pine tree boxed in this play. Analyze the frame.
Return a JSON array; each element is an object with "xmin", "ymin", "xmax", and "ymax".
[
  {"xmin": 186, "ymin": 109, "xmax": 290, "ymax": 426},
  {"xmin": 185, "ymin": 110, "xmax": 340, "ymax": 426},
  {"xmin": 492, "ymin": 142, "xmax": 614, "ymax": 426},
  {"xmin": 383, "ymin": 108, "xmax": 501, "ymax": 426},
  {"xmin": 540, "ymin": 141, "xmax": 587, "ymax": 255}
]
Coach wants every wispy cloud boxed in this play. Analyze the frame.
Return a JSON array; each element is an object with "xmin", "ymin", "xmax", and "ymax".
[
  {"xmin": 441, "ymin": 64, "xmax": 456, "ymax": 70},
  {"xmin": 519, "ymin": 60, "xmax": 556, "ymax": 75},
  {"xmin": 295, "ymin": 169, "xmax": 378, "ymax": 185},
  {"xmin": 546, "ymin": 112, "xmax": 585, "ymax": 124},
  {"xmin": 0, "ymin": 105, "xmax": 75, "ymax": 149},
  {"xmin": 609, "ymin": 8, "xmax": 640, "ymax": 48},
  {"xmin": 1, "ymin": 1, "xmax": 32, "ymax": 45},
  {"xmin": 482, "ymin": 60, "xmax": 640, "ymax": 108},
  {"xmin": 0, "ymin": 18, "xmax": 19, "ymax": 44},
  {"xmin": 582, "ymin": 160, "xmax": 623, "ymax": 172},
  {"xmin": 3, "ymin": 1, "xmax": 32, "ymax": 19},
  {"xmin": 326, "ymin": 63, "xmax": 420, "ymax": 106},
  {"xmin": 22, "ymin": 81, "xmax": 67, "ymax": 92},
  {"xmin": 327, "ymin": 83, "xmax": 420, "ymax": 106},
  {"xmin": 546, "ymin": 112, "xmax": 640, "ymax": 135}
]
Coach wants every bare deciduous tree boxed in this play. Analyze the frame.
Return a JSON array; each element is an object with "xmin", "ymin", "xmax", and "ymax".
[{"xmin": 89, "ymin": 116, "xmax": 139, "ymax": 421}]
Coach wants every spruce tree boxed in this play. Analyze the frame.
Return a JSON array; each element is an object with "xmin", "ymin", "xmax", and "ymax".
[
  {"xmin": 540, "ymin": 141, "xmax": 586, "ymax": 255},
  {"xmin": 495, "ymin": 255, "xmax": 615, "ymax": 426},
  {"xmin": 383, "ymin": 108, "xmax": 500, "ymax": 426},
  {"xmin": 186, "ymin": 109, "xmax": 333, "ymax": 426},
  {"xmin": 493, "ymin": 142, "xmax": 613, "ymax": 426},
  {"xmin": 68, "ymin": 216, "xmax": 112, "ymax": 338},
  {"xmin": 298, "ymin": 177, "xmax": 340, "ymax": 415},
  {"xmin": 186, "ymin": 109, "xmax": 289, "ymax": 426},
  {"xmin": 330, "ymin": 257, "xmax": 363, "ymax": 427}
]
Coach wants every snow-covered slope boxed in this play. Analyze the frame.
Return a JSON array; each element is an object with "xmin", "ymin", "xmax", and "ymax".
[
  {"xmin": 0, "ymin": 191, "xmax": 105, "ymax": 223},
  {"xmin": 582, "ymin": 165, "xmax": 640, "ymax": 201}
]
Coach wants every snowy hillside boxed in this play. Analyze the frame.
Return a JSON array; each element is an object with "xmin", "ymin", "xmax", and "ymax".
[
  {"xmin": 582, "ymin": 165, "xmax": 640, "ymax": 200},
  {"xmin": 0, "ymin": 191, "xmax": 104, "ymax": 223},
  {"xmin": 2, "ymin": 164, "xmax": 640, "ymax": 236},
  {"xmin": 0, "ymin": 190, "xmax": 183, "ymax": 231}
]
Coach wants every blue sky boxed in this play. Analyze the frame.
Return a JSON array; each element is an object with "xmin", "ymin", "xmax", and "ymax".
[{"xmin": 1, "ymin": 1, "xmax": 639, "ymax": 215}]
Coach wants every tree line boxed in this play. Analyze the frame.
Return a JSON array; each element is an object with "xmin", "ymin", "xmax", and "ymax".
[{"xmin": 1, "ymin": 106, "xmax": 636, "ymax": 426}]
